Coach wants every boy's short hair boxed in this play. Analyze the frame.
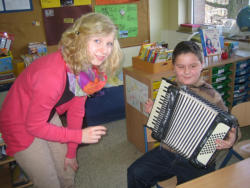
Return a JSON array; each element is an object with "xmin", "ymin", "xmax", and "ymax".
[{"xmin": 172, "ymin": 41, "xmax": 203, "ymax": 64}]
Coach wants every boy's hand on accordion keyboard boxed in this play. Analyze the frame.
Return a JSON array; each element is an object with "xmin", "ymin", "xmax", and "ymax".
[
  {"xmin": 144, "ymin": 99, "xmax": 154, "ymax": 114},
  {"xmin": 215, "ymin": 128, "xmax": 237, "ymax": 150}
]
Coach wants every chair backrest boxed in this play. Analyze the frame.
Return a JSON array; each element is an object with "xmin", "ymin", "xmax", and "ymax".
[{"xmin": 231, "ymin": 101, "xmax": 250, "ymax": 127}]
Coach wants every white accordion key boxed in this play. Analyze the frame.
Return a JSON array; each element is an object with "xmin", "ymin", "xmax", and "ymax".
[
  {"xmin": 147, "ymin": 79, "xmax": 172, "ymax": 129},
  {"xmin": 196, "ymin": 122, "xmax": 230, "ymax": 166}
]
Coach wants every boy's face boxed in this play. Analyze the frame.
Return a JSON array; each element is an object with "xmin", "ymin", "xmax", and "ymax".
[{"xmin": 174, "ymin": 52, "xmax": 203, "ymax": 85}]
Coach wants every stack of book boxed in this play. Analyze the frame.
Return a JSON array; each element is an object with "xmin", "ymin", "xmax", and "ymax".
[
  {"xmin": 138, "ymin": 42, "xmax": 173, "ymax": 63},
  {"xmin": 178, "ymin": 24, "xmax": 201, "ymax": 33},
  {"xmin": 21, "ymin": 42, "xmax": 47, "ymax": 67}
]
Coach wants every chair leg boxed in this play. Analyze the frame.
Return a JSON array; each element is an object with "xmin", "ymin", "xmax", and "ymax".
[
  {"xmin": 144, "ymin": 126, "xmax": 148, "ymax": 152},
  {"xmin": 156, "ymin": 184, "xmax": 162, "ymax": 188},
  {"xmin": 219, "ymin": 148, "xmax": 244, "ymax": 169},
  {"xmin": 231, "ymin": 149, "xmax": 244, "ymax": 161},
  {"xmin": 219, "ymin": 149, "xmax": 233, "ymax": 169}
]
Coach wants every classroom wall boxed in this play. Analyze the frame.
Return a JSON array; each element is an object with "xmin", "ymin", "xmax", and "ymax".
[
  {"xmin": 122, "ymin": 0, "xmax": 170, "ymax": 67},
  {"xmin": 0, "ymin": 0, "xmax": 186, "ymax": 68},
  {"xmin": 122, "ymin": 0, "xmax": 192, "ymax": 67},
  {"xmin": 0, "ymin": 0, "xmax": 171, "ymax": 105},
  {"xmin": 0, "ymin": 0, "xmax": 194, "ymax": 69}
]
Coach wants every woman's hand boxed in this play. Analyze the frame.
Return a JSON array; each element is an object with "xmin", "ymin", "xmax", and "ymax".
[
  {"xmin": 144, "ymin": 98, "xmax": 154, "ymax": 114},
  {"xmin": 216, "ymin": 128, "xmax": 237, "ymax": 150},
  {"xmin": 64, "ymin": 157, "xmax": 78, "ymax": 171},
  {"xmin": 82, "ymin": 126, "xmax": 107, "ymax": 144}
]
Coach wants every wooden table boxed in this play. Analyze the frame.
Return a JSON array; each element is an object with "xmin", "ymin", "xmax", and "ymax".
[{"xmin": 177, "ymin": 158, "xmax": 250, "ymax": 188}]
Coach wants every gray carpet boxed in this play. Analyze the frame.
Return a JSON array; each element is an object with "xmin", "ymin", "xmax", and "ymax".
[{"xmin": 75, "ymin": 119, "xmax": 142, "ymax": 188}]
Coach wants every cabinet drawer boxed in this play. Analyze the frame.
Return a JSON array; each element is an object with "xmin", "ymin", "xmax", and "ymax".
[
  {"xmin": 234, "ymin": 74, "xmax": 249, "ymax": 84},
  {"xmin": 236, "ymin": 60, "xmax": 248, "ymax": 70},
  {"xmin": 212, "ymin": 63, "xmax": 232, "ymax": 75},
  {"xmin": 212, "ymin": 80, "xmax": 231, "ymax": 90},
  {"xmin": 212, "ymin": 72, "xmax": 232, "ymax": 83},
  {"xmin": 235, "ymin": 66, "xmax": 250, "ymax": 77}
]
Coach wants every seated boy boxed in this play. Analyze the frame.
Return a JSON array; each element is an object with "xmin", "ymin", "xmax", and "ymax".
[{"xmin": 127, "ymin": 41, "xmax": 237, "ymax": 187}]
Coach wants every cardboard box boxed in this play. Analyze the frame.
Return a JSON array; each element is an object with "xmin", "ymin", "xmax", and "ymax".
[
  {"xmin": 0, "ymin": 52, "xmax": 13, "ymax": 74},
  {"xmin": 132, "ymin": 56, "xmax": 173, "ymax": 74}
]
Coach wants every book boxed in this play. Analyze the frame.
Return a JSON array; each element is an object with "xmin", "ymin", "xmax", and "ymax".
[
  {"xmin": 138, "ymin": 42, "xmax": 156, "ymax": 60},
  {"xmin": 0, "ymin": 72, "xmax": 15, "ymax": 81},
  {"xmin": 199, "ymin": 28, "xmax": 221, "ymax": 57},
  {"xmin": 147, "ymin": 47, "xmax": 155, "ymax": 62},
  {"xmin": 137, "ymin": 42, "xmax": 171, "ymax": 63},
  {"xmin": 0, "ymin": 72, "xmax": 15, "ymax": 86},
  {"xmin": 154, "ymin": 49, "xmax": 173, "ymax": 63}
]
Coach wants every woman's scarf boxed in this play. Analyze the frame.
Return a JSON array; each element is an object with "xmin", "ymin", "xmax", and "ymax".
[{"xmin": 67, "ymin": 66, "xmax": 107, "ymax": 96}]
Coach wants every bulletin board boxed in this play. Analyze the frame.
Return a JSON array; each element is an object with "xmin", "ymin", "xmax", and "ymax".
[
  {"xmin": 0, "ymin": 0, "xmax": 33, "ymax": 13},
  {"xmin": 0, "ymin": 0, "xmax": 49, "ymax": 59},
  {"xmin": 93, "ymin": 0, "xmax": 150, "ymax": 47},
  {"xmin": 0, "ymin": 0, "xmax": 150, "ymax": 59},
  {"xmin": 121, "ymin": 0, "xmax": 150, "ymax": 47}
]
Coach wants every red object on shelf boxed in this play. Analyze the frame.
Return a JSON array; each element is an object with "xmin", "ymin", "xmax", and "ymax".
[{"xmin": 221, "ymin": 51, "xmax": 228, "ymax": 59}]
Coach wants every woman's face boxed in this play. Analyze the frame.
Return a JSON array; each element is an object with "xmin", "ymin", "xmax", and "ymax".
[
  {"xmin": 174, "ymin": 52, "xmax": 203, "ymax": 85},
  {"xmin": 87, "ymin": 33, "xmax": 115, "ymax": 66}
]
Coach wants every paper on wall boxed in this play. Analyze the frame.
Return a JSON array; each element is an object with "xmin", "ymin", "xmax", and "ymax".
[{"xmin": 125, "ymin": 75, "xmax": 148, "ymax": 115}]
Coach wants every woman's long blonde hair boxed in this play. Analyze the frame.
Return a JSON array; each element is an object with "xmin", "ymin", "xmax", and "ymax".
[{"xmin": 59, "ymin": 13, "xmax": 123, "ymax": 76}]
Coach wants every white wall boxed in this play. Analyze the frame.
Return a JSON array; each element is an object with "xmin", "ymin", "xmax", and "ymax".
[
  {"xmin": 161, "ymin": 30, "xmax": 191, "ymax": 49},
  {"xmin": 121, "ymin": 0, "xmax": 195, "ymax": 67},
  {"xmin": 122, "ymin": 0, "xmax": 169, "ymax": 67}
]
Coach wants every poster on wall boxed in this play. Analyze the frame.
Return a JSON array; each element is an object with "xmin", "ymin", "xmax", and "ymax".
[
  {"xmin": 40, "ymin": 0, "xmax": 91, "ymax": 9},
  {"xmin": 95, "ymin": 4, "xmax": 138, "ymax": 38},
  {"xmin": 125, "ymin": 75, "xmax": 148, "ymax": 116},
  {"xmin": 42, "ymin": 5, "xmax": 92, "ymax": 45},
  {"xmin": 0, "ymin": 0, "xmax": 33, "ymax": 13}
]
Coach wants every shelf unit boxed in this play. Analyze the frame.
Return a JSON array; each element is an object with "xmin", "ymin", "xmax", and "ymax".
[
  {"xmin": 202, "ymin": 56, "xmax": 250, "ymax": 110},
  {"xmin": 0, "ymin": 142, "xmax": 32, "ymax": 188},
  {"xmin": 123, "ymin": 67, "xmax": 174, "ymax": 152},
  {"xmin": 123, "ymin": 55, "xmax": 250, "ymax": 153}
]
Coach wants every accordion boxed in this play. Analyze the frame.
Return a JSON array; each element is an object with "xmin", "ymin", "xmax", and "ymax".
[{"xmin": 146, "ymin": 78, "xmax": 238, "ymax": 168}]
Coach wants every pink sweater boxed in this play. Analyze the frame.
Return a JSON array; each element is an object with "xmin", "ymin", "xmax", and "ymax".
[{"xmin": 0, "ymin": 51, "xmax": 85, "ymax": 158}]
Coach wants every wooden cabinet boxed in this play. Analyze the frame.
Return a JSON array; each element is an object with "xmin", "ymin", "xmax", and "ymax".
[
  {"xmin": 123, "ymin": 67, "xmax": 174, "ymax": 152},
  {"xmin": 123, "ymin": 56, "xmax": 249, "ymax": 153}
]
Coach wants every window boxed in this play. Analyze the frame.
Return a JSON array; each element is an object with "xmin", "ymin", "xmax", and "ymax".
[{"xmin": 192, "ymin": 0, "xmax": 250, "ymax": 26}]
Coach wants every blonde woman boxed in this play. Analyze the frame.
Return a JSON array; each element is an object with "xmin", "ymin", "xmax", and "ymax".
[{"xmin": 0, "ymin": 13, "xmax": 122, "ymax": 188}]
